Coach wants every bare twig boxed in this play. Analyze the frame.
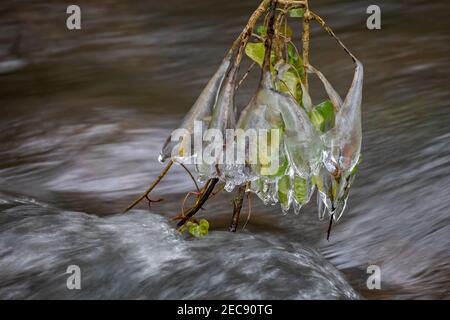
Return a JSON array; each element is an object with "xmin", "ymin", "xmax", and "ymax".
[
  {"xmin": 124, "ymin": 160, "xmax": 174, "ymax": 213},
  {"xmin": 179, "ymin": 163, "xmax": 200, "ymax": 192},
  {"xmin": 176, "ymin": 178, "xmax": 219, "ymax": 228},
  {"xmin": 229, "ymin": 0, "xmax": 273, "ymax": 56},
  {"xmin": 236, "ymin": 61, "xmax": 256, "ymax": 90},
  {"xmin": 327, "ymin": 213, "xmax": 334, "ymax": 241},
  {"xmin": 309, "ymin": 11, "xmax": 357, "ymax": 62},
  {"xmin": 242, "ymin": 188, "xmax": 253, "ymax": 230},
  {"xmin": 229, "ymin": 185, "xmax": 246, "ymax": 232},
  {"xmin": 278, "ymin": 0, "xmax": 306, "ymax": 7},
  {"xmin": 302, "ymin": 0, "xmax": 310, "ymax": 89}
]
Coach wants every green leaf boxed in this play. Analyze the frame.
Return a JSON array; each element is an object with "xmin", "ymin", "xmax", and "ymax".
[
  {"xmin": 256, "ymin": 25, "xmax": 267, "ymax": 36},
  {"xmin": 311, "ymin": 175, "xmax": 322, "ymax": 193},
  {"xmin": 293, "ymin": 176, "xmax": 308, "ymax": 203},
  {"xmin": 287, "ymin": 43, "xmax": 305, "ymax": 81},
  {"xmin": 278, "ymin": 175, "xmax": 291, "ymax": 207},
  {"xmin": 308, "ymin": 109, "xmax": 325, "ymax": 132},
  {"xmin": 245, "ymin": 42, "xmax": 265, "ymax": 67},
  {"xmin": 278, "ymin": 69, "xmax": 299, "ymax": 99},
  {"xmin": 289, "ymin": 8, "xmax": 304, "ymax": 18},
  {"xmin": 188, "ymin": 224, "xmax": 202, "ymax": 238},
  {"xmin": 186, "ymin": 219, "xmax": 210, "ymax": 238},
  {"xmin": 316, "ymin": 100, "xmax": 335, "ymax": 129},
  {"xmin": 308, "ymin": 100, "xmax": 335, "ymax": 133},
  {"xmin": 245, "ymin": 42, "xmax": 276, "ymax": 68},
  {"xmin": 199, "ymin": 219, "xmax": 209, "ymax": 236},
  {"xmin": 199, "ymin": 219, "xmax": 209, "ymax": 229},
  {"xmin": 268, "ymin": 157, "xmax": 289, "ymax": 177}
]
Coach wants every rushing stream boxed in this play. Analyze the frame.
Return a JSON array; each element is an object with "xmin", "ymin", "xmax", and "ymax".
[{"xmin": 0, "ymin": 0, "xmax": 449, "ymax": 299}]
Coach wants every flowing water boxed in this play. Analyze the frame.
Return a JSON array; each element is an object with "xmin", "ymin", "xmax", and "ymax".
[{"xmin": 0, "ymin": 0, "xmax": 449, "ymax": 299}]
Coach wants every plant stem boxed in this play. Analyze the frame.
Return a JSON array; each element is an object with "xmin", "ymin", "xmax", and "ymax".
[
  {"xmin": 177, "ymin": 178, "xmax": 219, "ymax": 228},
  {"xmin": 327, "ymin": 213, "xmax": 334, "ymax": 241},
  {"xmin": 229, "ymin": 0, "xmax": 273, "ymax": 56},
  {"xmin": 229, "ymin": 185, "xmax": 246, "ymax": 232},
  {"xmin": 262, "ymin": 0, "xmax": 278, "ymax": 74},
  {"xmin": 179, "ymin": 163, "xmax": 200, "ymax": 192},
  {"xmin": 302, "ymin": 0, "xmax": 310, "ymax": 89},
  {"xmin": 124, "ymin": 160, "xmax": 174, "ymax": 213},
  {"xmin": 309, "ymin": 11, "xmax": 357, "ymax": 63}
]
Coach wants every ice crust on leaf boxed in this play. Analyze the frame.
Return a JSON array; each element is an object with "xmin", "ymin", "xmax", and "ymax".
[
  {"xmin": 324, "ymin": 60, "xmax": 363, "ymax": 175},
  {"xmin": 196, "ymin": 59, "xmax": 239, "ymax": 181},
  {"xmin": 159, "ymin": 56, "xmax": 232, "ymax": 163},
  {"xmin": 158, "ymin": 8, "xmax": 364, "ymax": 221}
]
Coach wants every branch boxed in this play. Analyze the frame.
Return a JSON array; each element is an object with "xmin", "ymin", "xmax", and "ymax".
[
  {"xmin": 123, "ymin": 160, "xmax": 173, "ymax": 213},
  {"xmin": 176, "ymin": 178, "xmax": 219, "ymax": 228},
  {"xmin": 229, "ymin": 185, "xmax": 246, "ymax": 232}
]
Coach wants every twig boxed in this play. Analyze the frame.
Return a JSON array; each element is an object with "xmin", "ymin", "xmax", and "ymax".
[
  {"xmin": 262, "ymin": 0, "xmax": 278, "ymax": 73},
  {"xmin": 302, "ymin": 0, "xmax": 310, "ymax": 89},
  {"xmin": 229, "ymin": 0, "xmax": 273, "ymax": 57},
  {"xmin": 309, "ymin": 11, "xmax": 357, "ymax": 63},
  {"xmin": 229, "ymin": 185, "xmax": 246, "ymax": 232},
  {"xmin": 176, "ymin": 178, "xmax": 219, "ymax": 228},
  {"xmin": 236, "ymin": 61, "xmax": 256, "ymax": 90},
  {"xmin": 326, "ymin": 213, "xmax": 334, "ymax": 241},
  {"xmin": 278, "ymin": 78, "xmax": 297, "ymax": 100},
  {"xmin": 124, "ymin": 160, "xmax": 174, "ymax": 212},
  {"xmin": 242, "ymin": 189, "xmax": 253, "ymax": 230},
  {"xmin": 278, "ymin": 0, "xmax": 306, "ymax": 5},
  {"xmin": 180, "ymin": 191, "xmax": 202, "ymax": 215},
  {"xmin": 179, "ymin": 163, "xmax": 200, "ymax": 192}
]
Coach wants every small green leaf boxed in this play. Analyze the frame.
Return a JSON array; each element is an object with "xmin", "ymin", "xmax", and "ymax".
[
  {"xmin": 187, "ymin": 219, "xmax": 209, "ymax": 238},
  {"xmin": 289, "ymin": 8, "xmax": 304, "ymax": 18},
  {"xmin": 278, "ymin": 175, "xmax": 291, "ymax": 207},
  {"xmin": 267, "ymin": 157, "xmax": 289, "ymax": 177},
  {"xmin": 308, "ymin": 100, "xmax": 335, "ymax": 133},
  {"xmin": 312, "ymin": 175, "xmax": 323, "ymax": 193},
  {"xmin": 278, "ymin": 69, "xmax": 299, "ymax": 99},
  {"xmin": 199, "ymin": 219, "xmax": 209, "ymax": 229},
  {"xmin": 199, "ymin": 219, "xmax": 209, "ymax": 236},
  {"xmin": 287, "ymin": 43, "xmax": 305, "ymax": 81},
  {"xmin": 245, "ymin": 42, "xmax": 276, "ymax": 68},
  {"xmin": 293, "ymin": 176, "xmax": 308, "ymax": 203},
  {"xmin": 245, "ymin": 42, "xmax": 265, "ymax": 67},
  {"xmin": 308, "ymin": 109, "xmax": 325, "ymax": 132},
  {"xmin": 256, "ymin": 25, "xmax": 267, "ymax": 36},
  {"xmin": 315, "ymin": 100, "xmax": 335, "ymax": 130},
  {"xmin": 188, "ymin": 224, "xmax": 202, "ymax": 238}
]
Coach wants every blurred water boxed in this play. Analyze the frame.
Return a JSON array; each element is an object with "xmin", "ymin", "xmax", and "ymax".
[{"xmin": 0, "ymin": 0, "xmax": 449, "ymax": 299}]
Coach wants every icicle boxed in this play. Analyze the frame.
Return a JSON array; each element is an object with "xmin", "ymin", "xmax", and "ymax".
[
  {"xmin": 196, "ymin": 57, "xmax": 239, "ymax": 179},
  {"xmin": 277, "ymin": 175, "xmax": 292, "ymax": 214},
  {"xmin": 325, "ymin": 60, "xmax": 363, "ymax": 174},
  {"xmin": 274, "ymin": 91, "xmax": 323, "ymax": 178},
  {"xmin": 160, "ymin": 56, "xmax": 232, "ymax": 163},
  {"xmin": 317, "ymin": 192, "xmax": 326, "ymax": 220},
  {"xmin": 300, "ymin": 82, "xmax": 313, "ymax": 112}
]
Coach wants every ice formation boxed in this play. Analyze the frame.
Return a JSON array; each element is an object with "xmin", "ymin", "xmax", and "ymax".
[{"xmin": 158, "ymin": 0, "xmax": 363, "ymax": 221}]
